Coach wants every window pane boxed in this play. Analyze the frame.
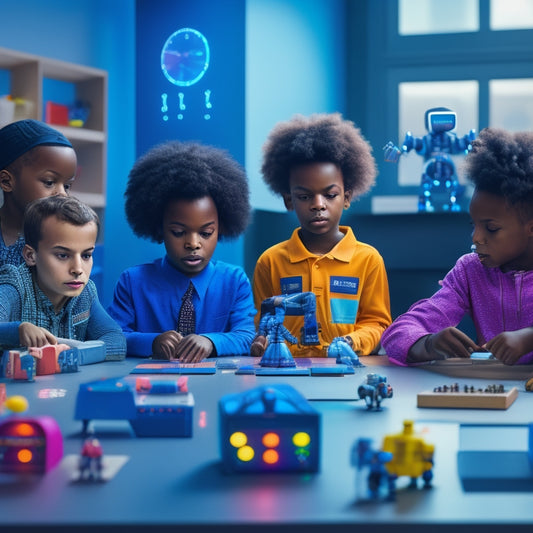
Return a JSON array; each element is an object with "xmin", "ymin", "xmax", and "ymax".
[
  {"xmin": 491, "ymin": 0, "xmax": 533, "ymax": 29},
  {"xmin": 397, "ymin": 81, "xmax": 478, "ymax": 190},
  {"xmin": 399, "ymin": 0, "xmax": 479, "ymax": 35},
  {"xmin": 490, "ymin": 79, "xmax": 533, "ymax": 131}
]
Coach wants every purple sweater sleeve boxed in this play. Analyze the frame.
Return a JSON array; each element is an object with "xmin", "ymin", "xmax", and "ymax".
[
  {"xmin": 383, "ymin": 253, "xmax": 533, "ymax": 365},
  {"xmin": 382, "ymin": 256, "xmax": 473, "ymax": 366}
]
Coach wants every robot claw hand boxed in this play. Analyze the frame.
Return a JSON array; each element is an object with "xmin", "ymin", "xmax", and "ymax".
[{"xmin": 383, "ymin": 141, "xmax": 402, "ymax": 163}]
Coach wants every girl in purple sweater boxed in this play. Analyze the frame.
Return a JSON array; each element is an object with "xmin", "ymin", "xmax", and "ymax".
[{"xmin": 382, "ymin": 128, "xmax": 533, "ymax": 366}]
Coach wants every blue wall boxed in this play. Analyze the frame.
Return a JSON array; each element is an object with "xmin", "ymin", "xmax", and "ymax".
[
  {"xmin": 0, "ymin": 0, "xmax": 137, "ymax": 307},
  {"xmin": 0, "ymin": 0, "xmax": 348, "ymax": 305},
  {"xmin": 246, "ymin": 0, "xmax": 347, "ymax": 213}
]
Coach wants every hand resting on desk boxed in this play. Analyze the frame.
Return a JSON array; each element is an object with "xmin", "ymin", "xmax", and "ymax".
[
  {"xmin": 408, "ymin": 326, "xmax": 533, "ymax": 366},
  {"xmin": 152, "ymin": 331, "xmax": 215, "ymax": 363},
  {"xmin": 407, "ymin": 327, "xmax": 483, "ymax": 364}
]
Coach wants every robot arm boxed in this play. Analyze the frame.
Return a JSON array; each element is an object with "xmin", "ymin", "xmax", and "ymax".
[
  {"xmin": 454, "ymin": 129, "xmax": 476, "ymax": 153},
  {"xmin": 383, "ymin": 141, "xmax": 402, "ymax": 163},
  {"xmin": 259, "ymin": 292, "xmax": 319, "ymax": 346},
  {"xmin": 383, "ymin": 132, "xmax": 425, "ymax": 163}
]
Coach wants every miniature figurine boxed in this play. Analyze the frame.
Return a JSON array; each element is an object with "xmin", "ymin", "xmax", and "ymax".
[
  {"xmin": 358, "ymin": 373, "xmax": 393, "ymax": 410},
  {"xmin": 257, "ymin": 309, "xmax": 298, "ymax": 368},
  {"xmin": 351, "ymin": 438, "xmax": 395, "ymax": 502},
  {"xmin": 78, "ymin": 436, "xmax": 103, "ymax": 481},
  {"xmin": 384, "ymin": 107, "xmax": 475, "ymax": 212},
  {"xmin": 259, "ymin": 293, "xmax": 320, "ymax": 345},
  {"xmin": 327, "ymin": 336, "xmax": 364, "ymax": 367},
  {"xmin": 256, "ymin": 292, "xmax": 322, "ymax": 367},
  {"xmin": 381, "ymin": 420, "xmax": 434, "ymax": 491}
]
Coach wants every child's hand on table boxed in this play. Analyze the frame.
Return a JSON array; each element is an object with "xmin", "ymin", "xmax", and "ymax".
[
  {"xmin": 484, "ymin": 328, "xmax": 533, "ymax": 365},
  {"xmin": 431, "ymin": 327, "xmax": 481, "ymax": 358},
  {"xmin": 19, "ymin": 322, "xmax": 57, "ymax": 347},
  {"xmin": 152, "ymin": 330, "xmax": 183, "ymax": 360},
  {"xmin": 173, "ymin": 334, "xmax": 214, "ymax": 363},
  {"xmin": 250, "ymin": 334, "xmax": 268, "ymax": 357}
]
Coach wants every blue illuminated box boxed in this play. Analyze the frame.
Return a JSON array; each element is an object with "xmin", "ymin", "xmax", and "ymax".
[{"xmin": 219, "ymin": 384, "xmax": 320, "ymax": 473}]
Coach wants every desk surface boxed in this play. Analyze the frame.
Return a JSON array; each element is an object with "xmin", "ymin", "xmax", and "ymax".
[{"xmin": 2, "ymin": 355, "xmax": 533, "ymax": 533}]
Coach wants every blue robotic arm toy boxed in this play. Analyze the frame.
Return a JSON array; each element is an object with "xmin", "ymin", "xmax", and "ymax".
[
  {"xmin": 384, "ymin": 107, "xmax": 476, "ymax": 212},
  {"xmin": 257, "ymin": 293, "xmax": 319, "ymax": 368}
]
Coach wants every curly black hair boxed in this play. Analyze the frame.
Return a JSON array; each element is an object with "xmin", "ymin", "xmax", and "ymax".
[
  {"xmin": 261, "ymin": 113, "xmax": 377, "ymax": 199},
  {"xmin": 125, "ymin": 141, "xmax": 251, "ymax": 243},
  {"xmin": 466, "ymin": 128, "xmax": 533, "ymax": 220}
]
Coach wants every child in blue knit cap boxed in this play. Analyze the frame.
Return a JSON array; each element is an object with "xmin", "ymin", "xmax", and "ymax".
[{"xmin": 0, "ymin": 119, "xmax": 77, "ymax": 266}]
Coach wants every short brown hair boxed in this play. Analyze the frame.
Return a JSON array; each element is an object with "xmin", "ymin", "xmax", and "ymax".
[{"xmin": 24, "ymin": 195, "xmax": 99, "ymax": 249}]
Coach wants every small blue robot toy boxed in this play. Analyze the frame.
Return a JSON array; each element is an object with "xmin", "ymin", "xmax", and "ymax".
[
  {"xmin": 358, "ymin": 373, "xmax": 393, "ymax": 410},
  {"xmin": 384, "ymin": 107, "xmax": 476, "ymax": 212},
  {"xmin": 351, "ymin": 438, "xmax": 395, "ymax": 502},
  {"xmin": 327, "ymin": 337, "xmax": 364, "ymax": 367},
  {"xmin": 257, "ymin": 309, "xmax": 298, "ymax": 368}
]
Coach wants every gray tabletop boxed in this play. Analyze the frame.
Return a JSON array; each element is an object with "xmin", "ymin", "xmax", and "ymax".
[{"xmin": 2, "ymin": 355, "xmax": 533, "ymax": 532}]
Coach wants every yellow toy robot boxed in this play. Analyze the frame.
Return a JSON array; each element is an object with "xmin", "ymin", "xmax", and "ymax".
[{"xmin": 381, "ymin": 420, "xmax": 434, "ymax": 490}]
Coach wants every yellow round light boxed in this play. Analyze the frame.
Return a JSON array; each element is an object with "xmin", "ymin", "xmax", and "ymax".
[
  {"xmin": 292, "ymin": 432, "xmax": 311, "ymax": 447},
  {"xmin": 263, "ymin": 449, "xmax": 279, "ymax": 464},
  {"xmin": 236, "ymin": 445, "xmax": 254, "ymax": 462},
  {"xmin": 262, "ymin": 432, "xmax": 280, "ymax": 448},
  {"xmin": 17, "ymin": 449, "xmax": 33, "ymax": 463},
  {"xmin": 229, "ymin": 432, "xmax": 247, "ymax": 448}
]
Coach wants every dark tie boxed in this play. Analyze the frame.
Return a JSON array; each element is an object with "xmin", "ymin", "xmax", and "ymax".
[{"xmin": 177, "ymin": 282, "xmax": 196, "ymax": 336}]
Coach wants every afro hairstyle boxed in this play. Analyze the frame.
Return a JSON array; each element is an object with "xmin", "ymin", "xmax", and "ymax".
[
  {"xmin": 465, "ymin": 127, "xmax": 533, "ymax": 220},
  {"xmin": 261, "ymin": 113, "xmax": 377, "ymax": 199},
  {"xmin": 125, "ymin": 141, "xmax": 251, "ymax": 243}
]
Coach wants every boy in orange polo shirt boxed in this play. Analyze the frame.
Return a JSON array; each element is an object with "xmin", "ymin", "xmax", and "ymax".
[{"xmin": 252, "ymin": 113, "xmax": 391, "ymax": 358}]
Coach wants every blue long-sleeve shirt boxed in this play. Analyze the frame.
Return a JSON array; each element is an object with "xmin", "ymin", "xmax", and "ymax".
[{"xmin": 107, "ymin": 256, "xmax": 256, "ymax": 357}]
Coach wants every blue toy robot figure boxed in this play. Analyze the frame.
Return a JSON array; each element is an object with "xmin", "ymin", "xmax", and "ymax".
[
  {"xmin": 351, "ymin": 438, "xmax": 395, "ymax": 502},
  {"xmin": 327, "ymin": 336, "xmax": 364, "ymax": 367},
  {"xmin": 384, "ymin": 107, "xmax": 476, "ymax": 213},
  {"xmin": 258, "ymin": 307, "xmax": 298, "ymax": 368},
  {"xmin": 358, "ymin": 373, "xmax": 393, "ymax": 410},
  {"xmin": 257, "ymin": 292, "xmax": 320, "ymax": 367}
]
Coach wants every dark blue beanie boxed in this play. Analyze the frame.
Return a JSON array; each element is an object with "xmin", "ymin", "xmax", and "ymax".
[{"xmin": 0, "ymin": 119, "xmax": 73, "ymax": 170}]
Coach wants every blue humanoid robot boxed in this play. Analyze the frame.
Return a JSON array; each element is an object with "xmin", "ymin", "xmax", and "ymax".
[
  {"xmin": 256, "ymin": 292, "xmax": 320, "ymax": 368},
  {"xmin": 384, "ymin": 107, "xmax": 476, "ymax": 212},
  {"xmin": 257, "ymin": 308, "xmax": 298, "ymax": 368},
  {"xmin": 256, "ymin": 292, "xmax": 362, "ymax": 367},
  {"xmin": 358, "ymin": 373, "xmax": 393, "ymax": 410},
  {"xmin": 351, "ymin": 438, "xmax": 395, "ymax": 501}
]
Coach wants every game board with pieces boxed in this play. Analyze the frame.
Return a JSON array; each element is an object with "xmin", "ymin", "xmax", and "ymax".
[{"xmin": 417, "ymin": 383, "xmax": 518, "ymax": 409}]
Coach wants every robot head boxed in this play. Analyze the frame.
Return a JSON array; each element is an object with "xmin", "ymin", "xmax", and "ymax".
[{"xmin": 425, "ymin": 107, "xmax": 456, "ymax": 134}]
